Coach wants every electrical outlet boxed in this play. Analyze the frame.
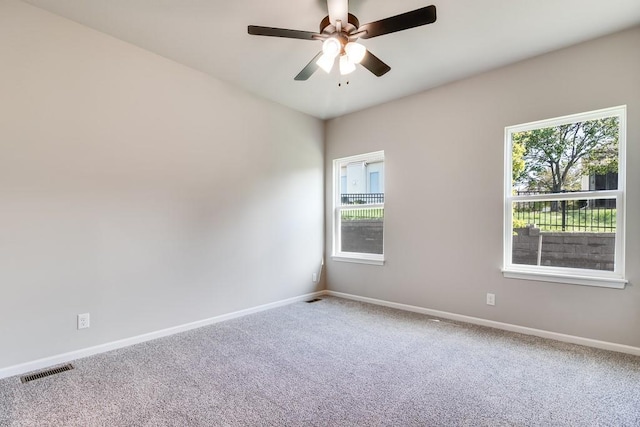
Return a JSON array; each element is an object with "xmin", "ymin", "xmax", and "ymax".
[
  {"xmin": 486, "ymin": 293, "xmax": 496, "ymax": 306},
  {"xmin": 77, "ymin": 313, "xmax": 90, "ymax": 329},
  {"xmin": 312, "ymin": 273, "xmax": 318, "ymax": 282}
]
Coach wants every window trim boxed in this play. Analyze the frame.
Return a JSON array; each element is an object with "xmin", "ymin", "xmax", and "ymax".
[
  {"xmin": 502, "ymin": 106, "xmax": 627, "ymax": 288},
  {"xmin": 332, "ymin": 151, "xmax": 385, "ymax": 265}
]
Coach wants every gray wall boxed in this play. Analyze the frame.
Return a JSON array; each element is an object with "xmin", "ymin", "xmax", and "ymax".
[
  {"xmin": 325, "ymin": 27, "xmax": 640, "ymax": 348},
  {"xmin": 0, "ymin": 1, "xmax": 324, "ymax": 370}
]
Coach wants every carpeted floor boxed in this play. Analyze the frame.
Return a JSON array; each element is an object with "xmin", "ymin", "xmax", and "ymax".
[{"xmin": 1, "ymin": 296, "xmax": 639, "ymax": 426}]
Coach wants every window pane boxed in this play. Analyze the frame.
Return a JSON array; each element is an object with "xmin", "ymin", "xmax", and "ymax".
[
  {"xmin": 512, "ymin": 117, "xmax": 619, "ymax": 194},
  {"xmin": 340, "ymin": 161, "xmax": 384, "ymax": 206},
  {"xmin": 505, "ymin": 107, "xmax": 625, "ymax": 284},
  {"xmin": 512, "ymin": 199, "xmax": 616, "ymax": 271},
  {"xmin": 335, "ymin": 151, "xmax": 384, "ymax": 260},
  {"xmin": 340, "ymin": 207, "xmax": 384, "ymax": 255}
]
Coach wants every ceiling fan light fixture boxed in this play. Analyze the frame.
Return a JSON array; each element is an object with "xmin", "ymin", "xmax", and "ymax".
[
  {"xmin": 322, "ymin": 37, "xmax": 341, "ymax": 58},
  {"xmin": 339, "ymin": 55, "xmax": 356, "ymax": 75},
  {"xmin": 345, "ymin": 42, "xmax": 366, "ymax": 64},
  {"xmin": 248, "ymin": 3, "xmax": 437, "ymax": 81},
  {"xmin": 316, "ymin": 52, "xmax": 336, "ymax": 73}
]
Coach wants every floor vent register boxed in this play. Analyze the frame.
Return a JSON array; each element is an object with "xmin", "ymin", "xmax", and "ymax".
[{"xmin": 20, "ymin": 364, "xmax": 74, "ymax": 384}]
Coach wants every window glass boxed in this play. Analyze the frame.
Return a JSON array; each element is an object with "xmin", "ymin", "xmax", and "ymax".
[
  {"xmin": 334, "ymin": 152, "xmax": 384, "ymax": 263},
  {"xmin": 504, "ymin": 107, "xmax": 626, "ymax": 287}
]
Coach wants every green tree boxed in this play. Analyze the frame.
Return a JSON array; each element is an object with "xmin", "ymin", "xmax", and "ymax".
[
  {"xmin": 512, "ymin": 140, "xmax": 526, "ymax": 184},
  {"xmin": 513, "ymin": 117, "xmax": 618, "ymax": 193}
]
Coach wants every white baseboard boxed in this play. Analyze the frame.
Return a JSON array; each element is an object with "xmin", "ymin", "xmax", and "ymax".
[
  {"xmin": 325, "ymin": 290, "xmax": 640, "ymax": 357},
  {"xmin": 3, "ymin": 289, "xmax": 637, "ymax": 380},
  {"xmin": 0, "ymin": 291, "xmax": 325, "ymax": 380}
]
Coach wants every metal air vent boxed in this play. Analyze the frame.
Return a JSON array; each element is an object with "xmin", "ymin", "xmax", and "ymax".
[{"xmin": 20, "ymin": 364, "xmax": 74, "ymax": 384}]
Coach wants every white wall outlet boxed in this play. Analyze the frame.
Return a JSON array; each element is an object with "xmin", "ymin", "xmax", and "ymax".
[
  {"xmin": 486, "ymin": 293, "xmax": 496, "ymax": 306},
  {"xmin": 77, "ymin": 313, "xmax": 90, "ymax": 329},
  {"xmin": 312, "ymin": 273, "xmax": 318, "ymax": 282}
]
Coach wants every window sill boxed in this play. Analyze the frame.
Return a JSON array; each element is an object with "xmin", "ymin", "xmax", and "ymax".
[
  {"xmin": 333, "ymin": 255, "xmax": 385, "ymax": 266},
  {"xmin": 502, "ymin": 268, "xmax": 627, "ymax": 289}
]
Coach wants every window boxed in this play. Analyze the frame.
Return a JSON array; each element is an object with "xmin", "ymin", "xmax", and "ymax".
[
  {"xmin": 369, "ymin": 172, "xmax": 380, "ymax": 193},
  {"xmin": 333, "ymin": 151, "xmax": 385, "ymax": 265},
  {"xmin": 503, "ymin": 106, "xmax": 626, "ymax": 288}
]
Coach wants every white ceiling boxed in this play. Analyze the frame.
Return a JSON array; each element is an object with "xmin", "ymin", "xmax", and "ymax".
[{"xmin": 22, "ymin": 0, "xmax": 640, "ymax": 119}]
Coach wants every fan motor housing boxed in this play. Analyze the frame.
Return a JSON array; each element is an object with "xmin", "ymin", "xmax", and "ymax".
[{"xmin": 320, "ymin": 13, "xmax": 360, "ymax": 35}]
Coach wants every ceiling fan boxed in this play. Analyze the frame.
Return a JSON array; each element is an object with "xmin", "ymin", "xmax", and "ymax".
[{"xmin": 248, "ymin": 0, "xmax": 437, "ymax": 80}]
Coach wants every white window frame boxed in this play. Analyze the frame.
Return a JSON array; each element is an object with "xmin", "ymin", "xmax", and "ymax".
[
  {"xmin": 333, "ymin": 151, "xmax": 385, "ymax": 265},
  {"xmin": 503, "ymin": 106, "xmax": 627, "ymax": 288}
]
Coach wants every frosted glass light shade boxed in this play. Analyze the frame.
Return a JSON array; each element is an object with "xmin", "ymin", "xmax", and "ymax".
[
  {"xmin": 316, "ymin": 53, "xmax": 335, "ymax": 73},
  {"xmin": 322, "ymin": 38, "xmax": 341, "ymax": 58},
  {"xmin": 345, "ymin": 42, "xmax": 366, "ymax": 64},
  {"xmin": 339, "ymin": 55, "xmax": 356, "ymax": 75}
]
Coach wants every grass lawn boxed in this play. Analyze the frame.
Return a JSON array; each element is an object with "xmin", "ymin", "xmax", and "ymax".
[{"xmin": 341, "ymin": 207, "xmax": 384, "ymax": 220}]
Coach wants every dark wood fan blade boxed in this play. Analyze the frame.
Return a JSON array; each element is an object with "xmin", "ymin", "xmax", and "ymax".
[
  {"xmin": 359, "ymin": 5, "xmax": 436, "ymax": 39},
  {"xmin": 248, "ymin": 26, "xmax": 320, "ymax": 40},
  {"xmin": 295, "ymin": 52, "xmax": 323, "ymax": 81},
  {"xmin": 360, "ymin": 50, "xmax": 391, "ymax": 77}
]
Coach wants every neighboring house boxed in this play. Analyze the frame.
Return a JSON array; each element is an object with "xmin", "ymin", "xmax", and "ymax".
[
  {"xmin": 340, "ymin": 160, "xmax": 384, "ymax": 197},
  {"xmin": 581, "ymin": 172, "xmax": 618, "ymax": 207}
]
